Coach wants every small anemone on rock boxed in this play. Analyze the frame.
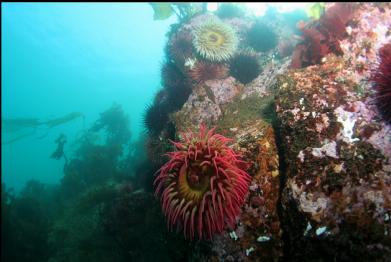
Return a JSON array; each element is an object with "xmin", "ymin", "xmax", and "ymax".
[
  {"xmin": 229, "ymin": 50, "xmax": 262, "ymax": 85},
  {"xmin": 192, "ymin": 18, "xmax": 238, "ymax": 62},
  {"xmin": 246, "ymin": 20, "xmax": 278, "ymax": 52},
  {"xmin": 371, "ymin": 42, "xmax": 391, "ymax": 124}
]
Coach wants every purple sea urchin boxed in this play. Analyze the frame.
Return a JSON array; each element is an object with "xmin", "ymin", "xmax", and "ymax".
[
  {"xmin": 143, "ymin": 101, "xmax": 170, "ymax": 136},
  {"xmin": 371, "ymin": 42, "xmax": 391, "ymax": 124},
  {"xmin": 188, "ymin": 61, "xmax": 229, "ymax": 83},
  {"xmin": 229, "ymin": 51, "xmax": 262, "ymax": 85},
  {"xmin": 169, "ymin": 30, "xmax": 194, "ymax": 65},
  {"xmin": 246, "ymin": 21, "xmax": 278, "ymax": 53},
  {"xmin": 161, "ymin": 61, "xmax": 192, "ymax": 111}
]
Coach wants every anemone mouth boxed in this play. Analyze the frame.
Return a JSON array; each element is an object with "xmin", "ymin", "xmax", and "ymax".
[
  {"xmin": 178, "ymin": 163, "xmax": 211, "ymax": 202},
  {"xmin": 206, "ymin": 31, "xmax": 224, "ymax": 46}
]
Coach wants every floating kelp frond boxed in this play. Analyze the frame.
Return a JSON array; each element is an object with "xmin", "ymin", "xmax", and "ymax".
[
  {"xmin": 149, "ymin": 3, "xmax": 205, "ymax": 22},
  {"xmin": 2, "ymin": 130, "xmax": 37, "ymax": 145},
  {"xmin": 149, "ymin": 3, "xmax": 174, "ymax": 20},
  {"xmin": 2, "ymin": 118, "xmax": 42, "ymax": 133},
  {"xmin": 305, "ymin": 3, "xmax": 325, "ymax": 20},
  {"xmin": 42, "ymin": 112, "xmax": 85, "ymax": 128},
  {"xmin": 2, "ymin": 112, "xmax": 84, "ymax": 133},
  {"xmin": 1, "ymin": 112, "xmax": 85, "ymax": 144}
]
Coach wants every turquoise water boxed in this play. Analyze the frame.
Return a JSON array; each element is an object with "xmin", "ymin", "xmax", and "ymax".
[
  {"xmin": 2, "ymin": 3, "xmax": 176, "ymax": 192},
  {"xmin": 3, "ymin": 3, "xmax": 388, "ymax": 261}
]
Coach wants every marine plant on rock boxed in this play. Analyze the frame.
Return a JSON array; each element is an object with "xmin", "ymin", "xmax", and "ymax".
[
  {"xmin": 101, "ymin": 190, "xmax": 195, "ymax": 261},
  {"xmin": 60, "ymin": 104, "xmax": 133, "ymax": 199},
  {"xmin": 153, "ymin": 124, "xmax": 251, "ymax": 240},
  {"xmin": 149, "ymin": 3, "xmax": 205, "ymax": 22},
  {"xmin": 2, "ymin": 182, "xmax": 51, "ymax": 262},
  {"xmin": 90, "ymin": 103, "xmax": 131, "ymax": 146},
  {"xmin": 192, "ymin": 18, "xmax": 238, "ymax": 62},
  {"xmin": 291, "ymin": 3, "xmax": 355, "ymax": 68}
]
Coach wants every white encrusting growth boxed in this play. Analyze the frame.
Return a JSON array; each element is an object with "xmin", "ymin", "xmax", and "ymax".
[
  {"xmin": 229, "ymin": 231, "xmax": 238, "ymax": 241},
  {"xmin": 335, "ymin": 106, "xmax": 360, "ymax": 143},
  {"xmin": 245, "ymin": 247, "xmax": 255, "ymax": 256},
  {"xmin": 316, "ymin": 226, "xmax": 327, "ymax": 236},
  {"xmin": 257, "ymin": 235, "xmax": 271, "ymax": 242}
]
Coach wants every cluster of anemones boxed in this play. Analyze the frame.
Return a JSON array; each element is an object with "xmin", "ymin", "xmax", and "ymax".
[{"xmin": 153, "ymin": 124, "xmax": 251, "ymax": 240}]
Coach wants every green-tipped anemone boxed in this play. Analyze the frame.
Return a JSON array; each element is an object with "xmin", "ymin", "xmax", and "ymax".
[{"xmin": 192, "ymin": 18, "xmax": 238, "ymax": 62}]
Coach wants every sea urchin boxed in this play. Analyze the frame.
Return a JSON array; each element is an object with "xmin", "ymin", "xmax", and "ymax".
[
  {"xmin": 371, "ymin": 42, "xmax": 391, "ymax": 124},
  {"xmin": 161, "ymin": 61, "xmax": 192, "ymax": 111},
  {"xmin": 143, "ymin": 101, "xmax": 169, "ymax": 136},
  {"xmin": 246, "ymin": 20, "xmax": 278, "ymax": 53},
  {"xmin": 229, "ymin": 51, "xmax": 262, "ymax": 85},
  {"xmin": 192, "ymin": 18, "xmax": 238, "ymax": 62},
  {"xmin": 153, "ymin": 124, "xmax": 251, "ymax": 240},
  {"xmin": 169, "ymin": 30, "xmax": 194, "ymax": 65},
  {"xmin": 188, "ymin": 61, "xmax": 229, "ymax": 83}
]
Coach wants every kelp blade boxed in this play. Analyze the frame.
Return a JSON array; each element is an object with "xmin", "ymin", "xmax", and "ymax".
[
  {"xmin": 305, "ymin": 2, "xmax": 325, "ymax": 20},
  {"xmin": 149, "ymin": 3, "xmax": 174, "ymax": 20}
]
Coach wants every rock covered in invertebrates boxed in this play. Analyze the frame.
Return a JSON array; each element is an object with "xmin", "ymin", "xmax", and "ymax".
[{"xmin": 275, "ymin": 5, "xmax": 391, "ymax": 257}]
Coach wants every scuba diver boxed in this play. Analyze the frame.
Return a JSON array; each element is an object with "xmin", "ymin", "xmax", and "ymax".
[{"xmin": 50, "ymin": 133, "xmax": 68, "ymax": 164}]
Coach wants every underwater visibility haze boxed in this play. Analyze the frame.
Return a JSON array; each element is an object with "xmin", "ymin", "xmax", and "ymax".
[
  {"xmin": 2, "ymin": 3, "xmax": 175, "ymax": 191},
  {"xmin": 2, "ymin": 2, "xmax": 391, "ymax": 261}
]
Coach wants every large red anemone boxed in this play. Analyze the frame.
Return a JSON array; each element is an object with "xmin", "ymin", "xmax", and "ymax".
[{"xmin": 153, "ymin": 124, "xmax": 251, "ymax": 240}]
